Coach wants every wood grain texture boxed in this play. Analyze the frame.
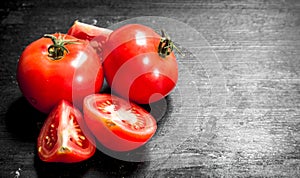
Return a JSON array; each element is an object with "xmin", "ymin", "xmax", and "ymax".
[{"xmin": 1, "ymin": 0, "xmax": 300, "ymax": 177}]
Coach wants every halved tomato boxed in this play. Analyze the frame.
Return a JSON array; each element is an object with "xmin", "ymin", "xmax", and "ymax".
[
  {"xmin": 37, "ymin": 100, "xmax": 96, "ymax": 163},
  {"xmin": 83, "ymin": 94, "xmax": 157, "ymax": 152}
]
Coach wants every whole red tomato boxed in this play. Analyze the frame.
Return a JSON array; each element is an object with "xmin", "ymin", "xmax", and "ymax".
[
  {"xmin": 37, "ymin": 100, "xmax": 96, "ymax": 163},
  {"xmin": 17, "ymin": 33, "xmax": 104, "ymax": 113},
  {"xmin": 83, "ymin": 94, "xmax": 157, "ymax": 151},
  {"xmin": 103, "ymin": 24, "xmax": 178, "ymax": 104}
]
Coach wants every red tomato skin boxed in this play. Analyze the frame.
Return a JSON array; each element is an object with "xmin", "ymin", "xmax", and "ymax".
[
  {"xmin": 83, "ymin": 94, "xmax": 157, "ymax": 152},
  {"xmin": 103, "ymin": 24, "xmax": 178, "ymax": 104},
  {"xmin": 17, "ymin": 33, "xmax": 104, "ymax": 113},
  {"xmin": 37, "ymin": 100, "xmax": 96, "ymax": 163}
]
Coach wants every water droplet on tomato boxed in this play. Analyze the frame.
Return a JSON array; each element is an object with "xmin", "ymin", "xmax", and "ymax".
[{"xmin": 29, "ymin": 97, "xmax": 37, "ymax": 105}]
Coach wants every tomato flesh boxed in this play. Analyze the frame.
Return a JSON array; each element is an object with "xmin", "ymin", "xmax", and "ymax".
[
  {"xmin": 37, "ymin": 100, "xmax": 96, "ymax": 163},
  {"xmin": 83, "ymin": 94, "xmax": 157, "ymax": 151}
]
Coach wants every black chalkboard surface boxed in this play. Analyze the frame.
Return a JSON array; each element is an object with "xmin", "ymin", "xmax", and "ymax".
[{"xmin": 1, "ymin": 0, "xmax": 300, "ymax": 177}]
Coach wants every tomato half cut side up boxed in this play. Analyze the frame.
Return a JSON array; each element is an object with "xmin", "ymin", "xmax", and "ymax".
[
  {"xmin": 83, "ymin": 94, "xmax": 157, "ymax": 152},
  {"xmin": 37, "ymin": 100, "xmax": 96, "ymax": 163}
]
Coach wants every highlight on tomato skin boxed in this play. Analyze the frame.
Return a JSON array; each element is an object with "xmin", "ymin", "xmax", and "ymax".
[
  {"xmin": 83, "ymin": 94, "xmax": 157, "ymax": 152},
  {"xmin": 37, "ymin": 100, "xmax": 96, "ymax": 163}
]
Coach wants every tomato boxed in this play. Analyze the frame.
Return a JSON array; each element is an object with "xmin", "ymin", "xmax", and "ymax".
[
  {"xmin": 17, "ymin": 33, "xmax": 104, "ymax": 113},
  {"xmin": 67, "ymin": 20, "xmax": 112, "ymax": 58},
  {"xmin": 37, "ymin": 100, "xmax": 96, "ymax": 163},
  {"xmin": 67, "ymin": 20, "xmax": 112, "ymax": 42},
  {"xmin": 103, "ymin": 24, "xmax": 178, "ymax": 104},
  {"xmin": 83, "ymin": 94, "xmax": 157, "ymax": 151}
]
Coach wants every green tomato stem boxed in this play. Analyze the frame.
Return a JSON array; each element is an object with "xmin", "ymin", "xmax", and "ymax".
[
  {"xmin": 44, "ymin": 33, "xmax": 80, "ymax": 60},
  {"xmin": 158, "ymin": 30, "xmax": 182, "ymax": 58}
]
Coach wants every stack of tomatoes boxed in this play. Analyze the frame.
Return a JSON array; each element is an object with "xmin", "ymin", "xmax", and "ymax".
[{"xmin": 16, "ymin": 20, "xmax": 178, "ymax": 163}]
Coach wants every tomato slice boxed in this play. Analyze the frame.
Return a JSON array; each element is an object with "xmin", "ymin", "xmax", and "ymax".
[
  {"xmin": 37, "ymin": 100, "xmax": 96, "ymax": 163},
  {"xmin": 83, "ymin": 94, "xmax": 157, "ymax": 152}
]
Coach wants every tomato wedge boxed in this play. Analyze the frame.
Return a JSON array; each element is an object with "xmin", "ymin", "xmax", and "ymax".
[
  {"xmin": 67, "ymin": 20, "xmax": 112, "ymax": 41},
  {"xmin": 83, "ymin": 94, "xmax": 157, "ymax": 152},
  {"xmin": 37, "ymin": 100, "xmax": 96, "ymax": 163},
  {"xmin": 67, "ymin": 20, "xmax": 112, "ymax": 58}
]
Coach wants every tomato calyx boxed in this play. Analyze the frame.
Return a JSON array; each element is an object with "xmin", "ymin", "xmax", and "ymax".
[
  {"xmin": 44, "ymin": 33, "xmax": 81, "ymax": 60},
  {"xmin": 158, "ymin": 30, "xmax": 181, "ymax": 58}
]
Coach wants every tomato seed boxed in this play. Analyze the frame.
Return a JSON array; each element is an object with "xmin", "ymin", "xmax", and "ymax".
[
  {"xmin": 69, "ymin": 114, "xmax": 74, "ymax": 120},
  {"xmin": 77, "ymin": 141, "xmax": 83, "ymax": 147},
  {"xmin": 45, "ymin": 136, "xmax": 50, "ymax": 144},
  {"xmin": 106, "ymin": 120, "xmax": 116, "ymax": 127}
]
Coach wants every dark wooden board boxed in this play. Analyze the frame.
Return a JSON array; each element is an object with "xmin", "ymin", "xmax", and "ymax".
[{"xmin": 1, "ymin": 0, "xmax": 300, "ymax": 177}]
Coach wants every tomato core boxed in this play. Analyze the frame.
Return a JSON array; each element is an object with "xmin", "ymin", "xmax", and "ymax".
[{"xmin": 96, "ymin": 100, "xmax": 146, "ymax": 130}]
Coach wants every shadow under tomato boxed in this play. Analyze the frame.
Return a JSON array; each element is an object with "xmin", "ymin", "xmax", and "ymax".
[
  {"xmin": 4, "ymin": 96, "xmax": 46, "ymax": 142},
  {"xmin": 88, "ymin": 148, "xmax": 143, "ymax": 177},
  {"xmin": 139, "ymin": 95, "xmax": 170, "ymax": 123},
  {"xmin": 34, "ymin": 154, "xmax": 90, "ymax": 178},
  {"xmin": 33, "ymin": 146, "xmax": 143, "ymax": 178}
]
